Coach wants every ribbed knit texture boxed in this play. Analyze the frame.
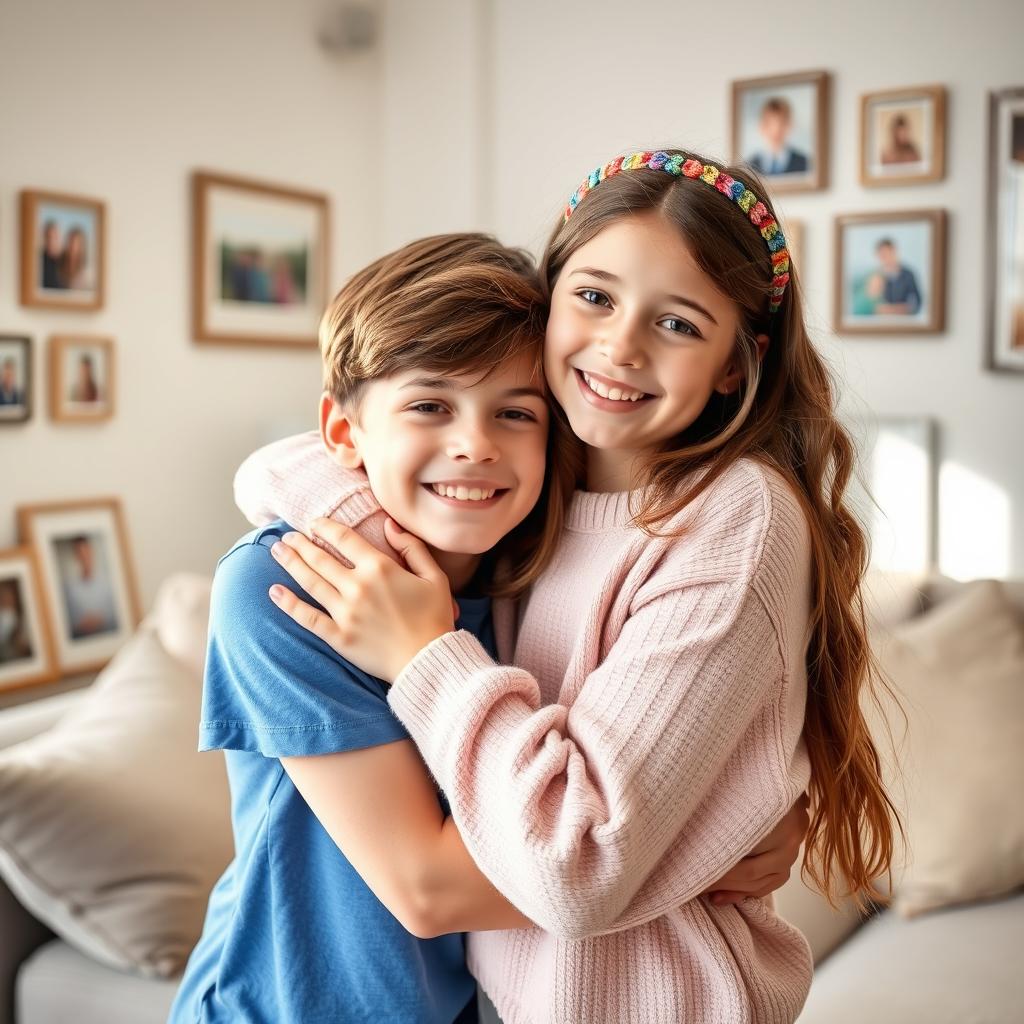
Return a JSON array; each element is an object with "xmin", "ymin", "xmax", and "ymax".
[{"xmin": 236, "ymin": 433, "xmax": 814, "ymax": 1024}]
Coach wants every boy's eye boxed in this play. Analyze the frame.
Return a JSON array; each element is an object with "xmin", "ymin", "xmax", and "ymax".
[
  {"xmin": 659, "ymin": 317, "xmax": 701, "ymax": 338},
  {"xmin": 577, "ymin": 288, "xmax": 611, "ymax": 307},
  {"xmin": 408, "ymin": 402, "xmax": 448, "ymax": 414}
]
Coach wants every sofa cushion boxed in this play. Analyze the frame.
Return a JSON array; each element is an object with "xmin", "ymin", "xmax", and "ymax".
[
  {"xmin": 17, "ymin": 940, "xmax": 178, "ymax": 1024},
  {"xmin": 0, "ymin": 574, "xmax": 231, "ymax": 978},
  {"xmin": 797, "ymin": 891, "xmax": 1024, "ymax": 1023},
  {"xmin": 871, "ymin": 579, "xmax": 1024, "ymax": 916}
]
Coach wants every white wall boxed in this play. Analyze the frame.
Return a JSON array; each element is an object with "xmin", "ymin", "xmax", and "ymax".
[
  {"xmin": 385, "ymin": 0, "xmax": 1024, "ymax": 578},
  {"xmin": 0, "ymin": 0, "xmax": 380, "ymax": 611},
  {"xmin": 3, "ymin": 0, "xmax": 1023, "ymax": 634}
]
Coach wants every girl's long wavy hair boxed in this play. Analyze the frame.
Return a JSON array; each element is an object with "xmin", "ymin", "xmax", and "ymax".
[{"xmin": 539, "ymin": 149, "xmax": 902, "ymax": 905}]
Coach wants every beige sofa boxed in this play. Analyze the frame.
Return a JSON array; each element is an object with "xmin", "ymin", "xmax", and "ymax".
[{"xmin": 0, "ymin": 573, "xmax": 1022, "ymax": 1024}]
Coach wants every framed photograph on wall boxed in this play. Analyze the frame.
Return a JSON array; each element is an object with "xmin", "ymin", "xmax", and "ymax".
[
  {"xmin": 20, "ymin": 190, "xmax": 105, "ymax": 311},
  {"xmin": 834, "ymin": 210, "xmax": 947, "ymax": 335},
  {"xmin": 18, "ymin": 499, "xmax": 141, "ymax": 675},
  {"xmin": 861, "ymin": 85, "xmax": 946, "ymax": 187},
  {"xmin": 986, "ymin": 86, "xmax": 1024, "ymax": 374},
  {"xmin": 192, "ymin": 171, "xmax": 329, "ymax": 347},
  {"xmin": 0, "ymin": 546, "xmax": 58, "ymax": 694},
  {"xmin": 0, "ymin": 336, "xmax": 32, "ymax": 424},
  {"xmin": 732, "ymin": 70, "xmax": 830, "ymax": 193},
  {"xmin": 49, "ymin": 335, "xmax": 115, "ymax": 423}
]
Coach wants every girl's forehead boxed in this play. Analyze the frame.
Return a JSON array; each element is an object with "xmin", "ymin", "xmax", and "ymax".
[{"xmin": 562, "ymin": 213, "xmax": 736, "ymax": 313}]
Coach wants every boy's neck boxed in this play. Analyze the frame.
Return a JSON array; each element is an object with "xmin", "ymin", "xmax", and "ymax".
[{"xmin": 428, "ymin": 548, "xmax": 482, "ymax": 598}]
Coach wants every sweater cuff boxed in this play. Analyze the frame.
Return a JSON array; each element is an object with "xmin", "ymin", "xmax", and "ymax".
[{"xmin": 387, "ymin": 630, "xmax": 497, "ymax": 745}]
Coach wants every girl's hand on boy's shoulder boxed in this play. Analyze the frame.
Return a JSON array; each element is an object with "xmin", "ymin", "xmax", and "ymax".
[{"xmin": 268, "ymin": 518, "xmax": 456, "ymax": 683}]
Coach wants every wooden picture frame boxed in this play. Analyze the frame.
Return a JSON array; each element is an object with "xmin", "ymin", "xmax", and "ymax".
[
  {"xmin": 834, "ymin": 209, "xmax": 947, "ymax": 335},
  {"xmin": 18, "ymin": 498, "xmax": 141, "ymax": 676},
  {"xmin": 192, "ymin": 170, "xmax": 330, "ymax": 348},
  {"xmin": 20, "ymin": 190, "xmax": 106, "ymax": 311},
  {"xmin": 0, "ymin": 545, "xmax": 59, "ymax": 694},
  {"xmin": 49, "ymin": 335, "xmax": 115, "ymax": 423},
  {"xmin": 0, "ymin": 335, "xmax": 33, "ymax": 424},
  {"xmin": 986, "ymin": 86, "xmax": 1024, "ymax": 374},
  {"xmin": 732, "ymin": 70, "xmax": 830, "ymax": 193},
  {"xmin": 860, "ymin": 85, "xmax": 947, "ymax": 187}
]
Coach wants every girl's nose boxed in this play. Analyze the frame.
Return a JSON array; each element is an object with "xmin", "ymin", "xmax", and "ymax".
[{"xmin": 599, "ymin": 322, "xmax": 645, "ymax": 369}]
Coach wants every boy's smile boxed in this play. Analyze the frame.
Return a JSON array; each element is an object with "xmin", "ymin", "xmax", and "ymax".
[{"xmin": 321, "ymin": 351, "xmax": 549, "ymax": 590}]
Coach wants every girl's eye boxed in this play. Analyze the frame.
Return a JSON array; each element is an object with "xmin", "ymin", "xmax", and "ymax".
[
  {"xmin": 499, "ymin": 409, "xmax": 536, "ymax": 422},
  {"xmin": 660, "ymin": 317, "xmax": 701, "ymax": 338},
  {"xmin": 577, "ymin": 288, "xmax": 611, "ymax": 307},
  {"xmin": 408, "ymin": 402, "xmax": 448, "ymax": 415}
]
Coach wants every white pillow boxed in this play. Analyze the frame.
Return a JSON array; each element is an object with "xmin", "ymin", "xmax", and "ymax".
[
  {"xmin": 0, "ymin": 577, "xmax": 231, "ymax": 978},
  {"xmin": 870, "ymin": 579, "xmax": 1024, "ymax": 917}
]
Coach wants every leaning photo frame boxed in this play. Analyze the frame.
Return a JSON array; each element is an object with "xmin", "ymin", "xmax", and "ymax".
[
  {"xmin": 17, "ymin": 498, "xmax": 141, "ymax": 676},
  {"xmin": 0, "ymin": 546, "xmax": 59, "ymax": 694}
]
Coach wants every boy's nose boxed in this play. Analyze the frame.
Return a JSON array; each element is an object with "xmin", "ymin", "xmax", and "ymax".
[{"xmin": 447, "ymin": 428, "xmax": 500, "ymax": 463}]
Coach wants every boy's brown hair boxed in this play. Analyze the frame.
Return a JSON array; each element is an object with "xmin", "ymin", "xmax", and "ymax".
[{"xmin": 319, "ymin": 232, "xmax": 582, "ymax": 598}]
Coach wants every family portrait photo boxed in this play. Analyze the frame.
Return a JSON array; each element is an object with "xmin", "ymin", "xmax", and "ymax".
[
  {"xmin": 732, "ymin": 70, "xmax": 829, "ymax": 192},
  {"xmin": 193, "ymin": 171, "xmax": 329, "ymax": 347},
  {"xmin": 49, "ymin": 335, "xmax": 115, "ymax": 422},
  {"xmin": 987, "ymin": 87, "xmax": 1024, "ymax": 373},
  {"xmin": 20, "ymin": 190, "xmax": 105, "ymax": 310},
  {"xmin": 18, "ymin": 499, "xmax": 140, "ymax": 675},
  {"xmin": 861, "ymin": 86, "xmax": 946, "ymax": 186},
  {"xmin": 835, "ymin": 210, "xmax": 947, "ymax": 334},
  {"xmin": 0, "ymin": 336, "xmax": 32, "ymax": 423},
  {"xmin": 0, "ymin": 547, "xmax": 56, "ymax": 693}
]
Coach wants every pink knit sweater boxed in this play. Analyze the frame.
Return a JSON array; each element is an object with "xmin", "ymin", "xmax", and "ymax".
[{"xmin": 235, "ymin": 433, "xmax": 814, "ymax": 1024}]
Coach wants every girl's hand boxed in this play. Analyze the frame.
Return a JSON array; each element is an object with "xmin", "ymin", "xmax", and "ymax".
[
  {"xmin": 268, "ymin": 517, "xmax": 456, "ymax": 682},
  {"xmin": 701, "ymin": 793, "xmax": 809, "ymax": 906}
]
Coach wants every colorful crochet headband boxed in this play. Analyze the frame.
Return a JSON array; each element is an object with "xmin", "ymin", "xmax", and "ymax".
[{"xmin": 563, "ymin": 150, "xmax": 791, "ymax": 315}]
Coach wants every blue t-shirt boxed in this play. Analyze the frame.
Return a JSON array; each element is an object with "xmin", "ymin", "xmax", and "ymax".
[{"xmin": 169, "ymin": 522, "xmax": 490, "ymax": 1024}]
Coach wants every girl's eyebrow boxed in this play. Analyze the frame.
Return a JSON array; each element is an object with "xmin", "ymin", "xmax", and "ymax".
[{"xmin": 570, "ymin": 266, "xmax": 719, "ymax": 326}]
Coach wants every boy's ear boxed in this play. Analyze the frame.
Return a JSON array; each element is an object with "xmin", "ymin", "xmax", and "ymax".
[
  {"xmin": 714, "ymin": 333, "xmax": 770, "ymax": 395},
  {"xmin": 319, "ymin": 392, "xmax": 364, "ymax": 470}
]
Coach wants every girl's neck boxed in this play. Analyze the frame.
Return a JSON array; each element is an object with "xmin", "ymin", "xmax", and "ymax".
[{"xmin": 585, "ymin": 447, "xmax": 641, "ymax": 494}]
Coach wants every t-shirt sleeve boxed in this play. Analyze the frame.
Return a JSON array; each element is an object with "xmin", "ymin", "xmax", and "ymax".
[{"xmin": 199, "ymin": 535, "xmax": 409, "ymax": 757}]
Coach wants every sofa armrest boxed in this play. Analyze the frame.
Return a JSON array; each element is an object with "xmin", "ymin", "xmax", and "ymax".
[
  {"xmin": 0, "ymin": 690, "xmax": 87, "ymax": 1024},
  {"xmin": 0, "ymin": 872, "xmax": 52, "ymax": 1024}
]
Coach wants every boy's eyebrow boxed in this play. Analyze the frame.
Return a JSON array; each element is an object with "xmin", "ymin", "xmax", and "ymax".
[
  {"xmin": 503, "ymin": 387, "xmax": 546, "ymax": 401},
  {"xmin": 400, "ymin": 377, "xmax": 454, "ymax": 391},
  {"xmin": 570, "ymin": 267, "xmax": 719, "ymax": 326},
  {"xmin": 401, "ymin": 378, "xmax": 546, "ymax": 401}
]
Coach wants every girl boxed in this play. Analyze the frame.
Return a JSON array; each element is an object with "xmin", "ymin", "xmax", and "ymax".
[{"xmin": 251, "ymin": 149, "xmax": 897, "ymax": 1023}]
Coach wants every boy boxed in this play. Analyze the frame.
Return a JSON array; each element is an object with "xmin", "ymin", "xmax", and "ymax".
[{"xmin": 170, "ymin": 234, "xmax": 558, "ymax": 1024}]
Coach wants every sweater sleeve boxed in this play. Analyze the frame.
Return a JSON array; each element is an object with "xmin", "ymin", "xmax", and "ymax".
[
  {"xmin": 233, "ymin": 431, "xmax": 383, "ymax": 538},
  {"xmin": 388, "ymin": 576, "xmax": 802, "ymax": 940}
]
